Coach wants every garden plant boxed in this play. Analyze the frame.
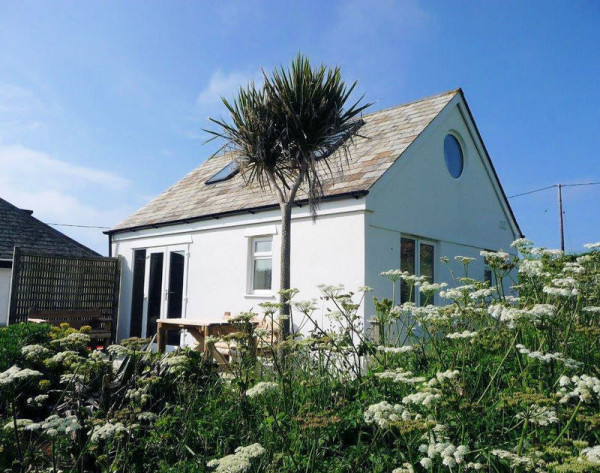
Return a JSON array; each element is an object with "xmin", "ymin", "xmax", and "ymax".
[{"xmin": 1, "ymin": 239, "xmax": 600, "ymax": 472}]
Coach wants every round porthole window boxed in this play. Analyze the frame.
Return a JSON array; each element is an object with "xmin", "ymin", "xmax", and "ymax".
[{"xmin": 444, "ymin": 134, "xmax": 464, "ymax": 178}]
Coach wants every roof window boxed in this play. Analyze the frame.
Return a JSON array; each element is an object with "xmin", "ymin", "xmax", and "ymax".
[
  {"xmin": 314, "ymin": 119, "xmax": 364, "ymax": 160},
  {"xmin": 205, "ymin": 161, "xmax": 239, "ymax": 185}
]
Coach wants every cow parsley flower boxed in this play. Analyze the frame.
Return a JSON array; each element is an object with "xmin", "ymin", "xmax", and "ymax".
[
  {"xmin": 207, "ymin": 443, "xmax": 266, "ymax": 473},
  {"xmin": 21, "ymin": 344, "xmax": 51, "ymax": 361},
  {"xmin": 376, "ymin": 345, "xmax": 414, "ymax": 354},
  {"xmin": 511, "ymin": 238, "xmax": 533, "ymax": 249},
  {"xmin": 583, "ymin": 242, "xmax": 600, "ymax": 250},
  {"xmin": 419, "ymin": 440, "xmax": 469, "ymax": 468},
  {"xmin": 27, "ymin": 415, "xmax": 81, "ymax": 438},
  {"xmin": 558, "ymin": 374, "xmax": 600, "ymax": 403},
  {"xmin": 52, "ymin": 332, "xmax": 90, "ymax": 350},
  {"xmin": 543, "ymin": 286, "xmax": 578, "ymax": 297},
  {"xmin": 419, "ymin": 281, "xmax": 448, "ymax": 293},
  {"xmin": 455, "ymin": 256, "xmax": 476, "ymax": 264},
  {"xmin": 125, "ymin": 387, "xmax": 151, "ymax": 405},
  {"xmin": 60, "ymin": 373, "xmax": 86, "ymax": 385},
  {"xmin": 364, "ymin": 401, "xmax": 410, "ymax": 428},
  {"xmin": 137, "ymin": 412, "xmax": 157, "ymax": 422},
  {"xmin": 160, "ymin": 354, "xmax": 188, "ymax": 374},
  {"xmin": 375, "ymin": 368, "xmax": 426, "ymax": 384},
  {"xmin": 516, "ymin": 344, "xmax": 581, "ymax": 369},
  {"xmin": 581, "ymin": 445, "xmax": 600, "ymax": 463},
  {"xmin": 4, "ymin": 418, "xmax": 33, "ymax": 431},
  {"xmin": 89, "ymin": 421, "xmax": 128, "ymax": 443},
  {"xmin": 440, "ymin": 285, "xmax": 476, "ymax": 300},
  {"xmin": 583, "ymin": 306, "xmax": 600, "ymax": 314},
  {"xmin": 0, "ymin": 365, "xmax": 42, "ymax": 388},
  {"xmin": 480, "ymin": 250, "xmax": 511, "ymax": 267},
  {"xmin": 446, "ymin": 330, "xmax": 477, "ymax": 340},
  {"xmin": 246, "ymin": 382, "xmax": 278, "ymax": 398},
  {"xmin": 530, "ymin": 248, "xmax": 563, "ymax": 257},
  {"xmin": 562, "ymin": 262, "xmax": 585, "ymax": 274},
  {"xmin": 469, "ymin": 288, "xmax": 496, "ymax": 300},
  {"xmin": 519, "ymin": 259, "xmax": 544, "ymax": 277},
  {"xmin": 529, "ymin": 304, "xmax": 556, "ymax": 319},
  {"xmin": 516, "ymin": 405, "xmax": 558, "ymax": 426},
  {"xmin": 380, "ymin": 269, "xmax": 405, "ymax": 282},
  {"xmin": 491, "ymin": 449, "xmax": 534, "ymax": 469},
  {"xmin": 392, "ymin": 463, "xmax": 415, "ymax": 473},
  {"xmin": 107, "ymin": 344, "xmax": 131, "ymax": 358},
  {"xmin": 27, "ymin": 394, "xmax": 49, "ymax": 407},
  {"xmin": 45, "ymin": 350, "xmax": 81, "ymax": 367}
]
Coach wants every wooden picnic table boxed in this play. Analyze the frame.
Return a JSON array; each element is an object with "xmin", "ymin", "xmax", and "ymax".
[{"xmin": 155, "ymin": 318, "xmax": 238, "ymax": 363}]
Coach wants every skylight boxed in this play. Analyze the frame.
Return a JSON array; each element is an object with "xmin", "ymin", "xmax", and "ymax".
[
  {"xmin": 205, "ymin": 161, "xmax": 239, "ymax": 185},
  {"xmin": 314, "ymin": 119, "xmax": 365, "ymax": 160}
]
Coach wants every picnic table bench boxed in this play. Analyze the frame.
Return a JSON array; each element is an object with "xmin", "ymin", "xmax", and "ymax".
[
  {"xmin": 29, "ymin": 309, "xmax": 112, "ymax": 347},
  {"xmin": 156, "ymin": 318, "xmax": 239, "ymax": 367}
]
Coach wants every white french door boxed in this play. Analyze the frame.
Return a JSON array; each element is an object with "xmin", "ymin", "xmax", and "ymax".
[{"xmin": 141, "ymin": 245, "xmax": 189, "ymax": 343}]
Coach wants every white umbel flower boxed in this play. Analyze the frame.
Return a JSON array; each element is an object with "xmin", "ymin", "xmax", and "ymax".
[
  {"xmin": 207, "ymin": 443, "xmax": 266, "ymax": 473},
  {"xmin": 364, "ymin": 401, "xmax": 409, "ymax": 428},
  {"xmin": 246, "ymin": 382, "xmax": 279, "ymax": 399},
  {"xmin": 0, "ymin": 365, "xmax": 42, "ymax": 387}
]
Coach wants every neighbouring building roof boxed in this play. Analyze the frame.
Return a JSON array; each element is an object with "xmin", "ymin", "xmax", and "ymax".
[
  {"xmin": 0, "ymin": 197, "xmax": 100, "ymax": 261},
  {"xmin": 109, "ymin": 88, "xmax": 519, "ymax": 235}
]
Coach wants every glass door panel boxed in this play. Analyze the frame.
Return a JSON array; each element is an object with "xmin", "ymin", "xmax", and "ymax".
[
  {"xmin": 400, "ymin": 237, "xmax": 416, "ymax": 303},
  {"xmin": 166, "ymin": 251, "xmax": 185, "ymax": 345},
  {"xmin": 145, "ymin": 252, "xmax": 164, "ymax": 339},
  {"xmin": 419, "ymin": 243, "xmax": 435, "ymax": 305},
  {"xmin": 129, "ymin": 249, "xmax": 146, "ymax": 338}
]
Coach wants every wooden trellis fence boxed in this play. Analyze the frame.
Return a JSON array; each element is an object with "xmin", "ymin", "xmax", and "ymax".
[{"xmin": 8, "ymin": 248, "xmax": 121, "ymax": 340}]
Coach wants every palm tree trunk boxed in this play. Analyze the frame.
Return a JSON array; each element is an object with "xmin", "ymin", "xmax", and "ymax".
[{"xmin": 279, "ymin": 201, "xmax": 293, "ymax": 338}]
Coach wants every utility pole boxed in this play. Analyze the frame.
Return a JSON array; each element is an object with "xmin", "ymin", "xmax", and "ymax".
[{"xmin": 557, "ymin": 183, "xmax": 565, "ymax": 252}]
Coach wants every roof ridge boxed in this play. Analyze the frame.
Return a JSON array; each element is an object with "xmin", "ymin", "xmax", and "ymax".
[
  {"xmin": 201, "ymin": 89, "xmax": 461, "ymax": 162},
  {"xmin": 361, "ymin": 88, "xmax": 461, "ymax": 118}
]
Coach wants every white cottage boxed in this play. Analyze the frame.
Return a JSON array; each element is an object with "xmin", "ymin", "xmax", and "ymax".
[{"xmin": 107, "ymin": 89, "xmax": 522, "ymax": 343}]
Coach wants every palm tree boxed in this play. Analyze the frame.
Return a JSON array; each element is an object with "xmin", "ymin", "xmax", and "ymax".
[{"xmin": 207, "ymin": 54, "xmax": 370, "ymax": 338}]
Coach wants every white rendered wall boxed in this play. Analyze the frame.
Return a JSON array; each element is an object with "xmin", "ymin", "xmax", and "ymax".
[
  {"xmin": 0, "ymin": 268, "xmax": 12, "ymax": 326},
  {"xmin": 112, "ymin": 199, "xmax": 366, "ymax": 342},
  {"xmin": 364, "ymin": 96, "xmax": 519, "ymax": 318}
]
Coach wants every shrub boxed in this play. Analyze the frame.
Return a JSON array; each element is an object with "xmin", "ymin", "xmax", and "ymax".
[
  {"xmin": 0, "ymin": 322, "xmax": 51, "ymax": 371},
  {"xmin": 1, "ymin": 240, "xmax": 600, "ymax": 472}
]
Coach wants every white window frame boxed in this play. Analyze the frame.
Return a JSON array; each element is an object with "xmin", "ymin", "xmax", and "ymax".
[
  {"xmin": 400, "ymin": 236, "xmax": 437, "ymax": 307},
  {"xmin": 248, "ymin": 236, "xmax": 273, "ymax": 295}
]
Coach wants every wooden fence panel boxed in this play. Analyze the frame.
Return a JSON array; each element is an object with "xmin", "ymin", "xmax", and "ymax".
[{"xmin": 8, "ymin": 248, "xmax": 120, "ymax": 340}]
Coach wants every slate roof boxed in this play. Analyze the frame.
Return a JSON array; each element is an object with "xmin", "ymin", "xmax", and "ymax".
[
  {"xmin": 0, "ymin": 198, "xmax": 100, "ymax": 261},
  {"xmin": 110, "ymin": 89, "xmax": 462, "ymax": 233}
]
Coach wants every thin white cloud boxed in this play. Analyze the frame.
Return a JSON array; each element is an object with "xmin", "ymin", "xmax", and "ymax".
[
  {"xmin": 197, "ymin": 69, "xmax": 260, "ymax": 109},
  {"xmin": 0, "ymin": 144, "xmax": 130, "ymax": 191},
  {"xmin": 0, "ymin": 144, "xmax": 133, "ymax": 254}
]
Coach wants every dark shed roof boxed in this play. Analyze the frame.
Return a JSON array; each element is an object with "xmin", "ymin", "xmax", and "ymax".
[{"xmin": 0, "ymin": 197, "xmax": 100, "ymax": 261}]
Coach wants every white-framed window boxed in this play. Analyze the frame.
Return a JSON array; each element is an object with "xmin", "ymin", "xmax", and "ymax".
[
  {"xmin": 400, "ymin": 236, "xmax": 436, "ymax": 306},
  {"xmin": 250, "ymin": 237, "xmax": 273, "ymax": 293}
]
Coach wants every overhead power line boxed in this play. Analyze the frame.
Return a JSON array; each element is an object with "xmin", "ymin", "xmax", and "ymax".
[
  {"xmin": 507, "ymin": 181, "xmax": 600, "ymax": 252},
  {"xmin": 46, "ymin": 223, "xmax": 110, "ymax": 229},
  {"xmin": 508, "ymin": 184, "xmax": 558, "ymax": 199},
  {"xmin": 508, "ymin": 182, "xmax": 600, "ymax": 199}
]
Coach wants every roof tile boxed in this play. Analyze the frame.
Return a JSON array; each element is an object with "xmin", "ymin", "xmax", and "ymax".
[{"xmin": 110, "ymin": 89, "xmax": 458, "ymax": 232}]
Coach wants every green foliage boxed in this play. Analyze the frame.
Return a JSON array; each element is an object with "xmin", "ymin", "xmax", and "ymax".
[
  {"xmin": 2, "ymin": 241, "xmax": 600, "ymax": 472},
  {"xmin": 0, "ymin": 322, "xmax": 51, "ymax": 371}
]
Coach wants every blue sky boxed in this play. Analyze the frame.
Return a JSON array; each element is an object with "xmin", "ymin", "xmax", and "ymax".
[{"xmin": 0, "ymin": 0, "xmax": 598, "ymax": 254}]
